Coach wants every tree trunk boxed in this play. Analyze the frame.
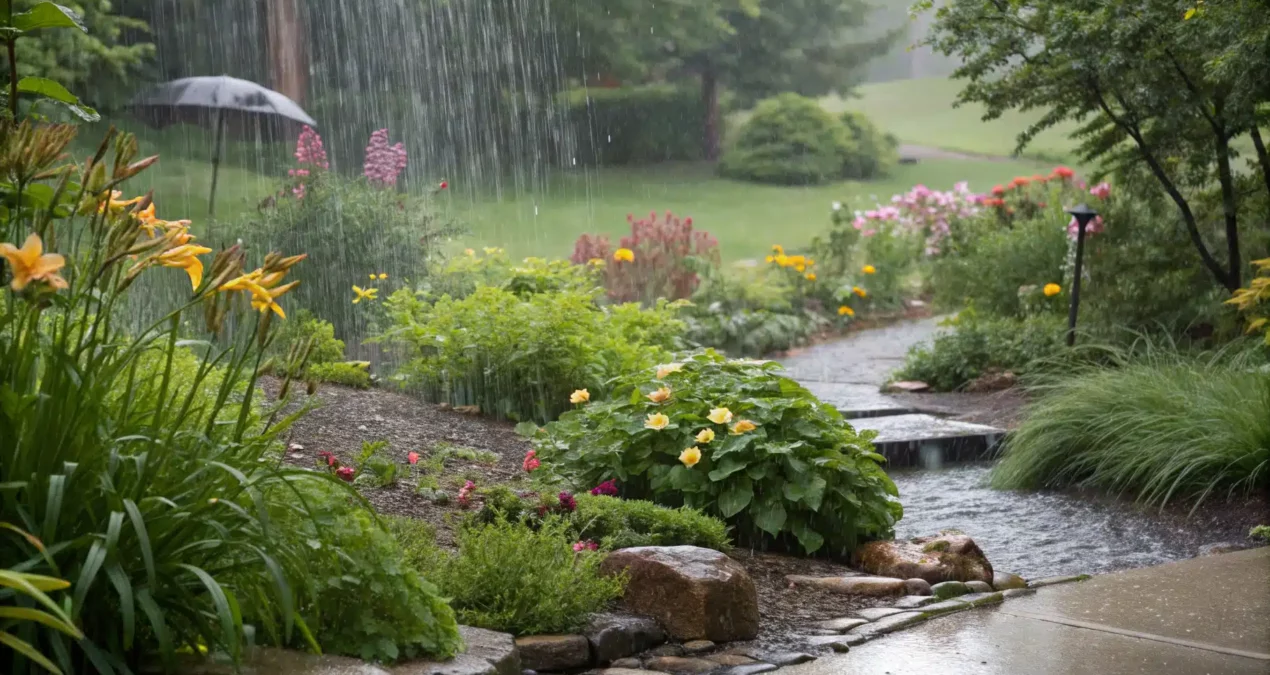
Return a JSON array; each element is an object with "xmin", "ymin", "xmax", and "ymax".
[
  {"xmin": 702, "ymin": 68, "xmax": 720, "ymax": 161},
  {"xmin": 1251, "ymin": 126, "xmax": 1270, "ymax": 201},
  {"xmin": 1214, "ymin": 133, "xmax": 1242, "ymax": 290},
  {"xmin": 266, "ymin": 0, "xmax": 308, "ymax": 104}
]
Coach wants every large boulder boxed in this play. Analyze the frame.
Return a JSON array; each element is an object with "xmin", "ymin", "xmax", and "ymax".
[
  {"xmin": 585, "ymin": 612, "xmax": 667, "ymax": 664},
  {"xmin": 600, "ymin": 546, "xmax": 760, "ymax": 642},
  {"xmin": 852, "ymin": 533, "xmax": 993, "ymax": 584}
]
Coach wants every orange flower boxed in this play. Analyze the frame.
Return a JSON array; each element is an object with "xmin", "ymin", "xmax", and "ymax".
[
  {"xmin": 647, "ymin": 387, "xmax": 672, "ymax": 404},
  {"xmin": 0, "ymin": 233, "xmax": 67, "ymax": 291}
]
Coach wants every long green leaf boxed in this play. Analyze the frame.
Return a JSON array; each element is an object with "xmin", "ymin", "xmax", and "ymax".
[
  {"xmin": 10, "ymin": 2, "xmax": 85, "ymax": 32},
  {"xmin": 122, "ymin": 499, "xmax": 156, "ymax": 590},
  {"xmin": 0, "ymin": 630, "xmax": 64, "ymax": 675},
  {"xmin": 135, "ymin": 589, "xmax": 174, "ymax": 670},
  {"xmin": 177, "ymin": 564, "xmax": 240, "ymax": 659},
  {"xmin": 0, "ymin": 606, "xmax": 80, "ymax": 636}
]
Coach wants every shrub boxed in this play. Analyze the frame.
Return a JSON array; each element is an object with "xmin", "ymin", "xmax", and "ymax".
[
  {"xmin": 719, "ymin": 94, "xmax": 855, "ymax": 186},
  {"xmin": 681, "ymin": 263, "xmax": 827, "ymax": 357},
  {"xmin": 531, "ymin": 351, "xmax": 902, "ymax": 555},
  {"xmin": 382, "ymin": 285, "xmax": 684, "ymax": 423},
  {"xmin": 894, "ymin": 311, "xmax": 1070, "ymax": 391},
  {"xmin": 423, "ymin": 519, "xmax": 625, "ymax": 636},
  {"xmin": 571, "ymin": 210, "xmax": 720, "ymax": 305},
  {"xmin": 992, "ymin": 345, "xmax": 1270, "ymax": 508},
  {"xmin": 272, "ymin": 308, "xmax": 347, "ymax": 376},
  {"xmin": 1228, "ymin": 256, "xmax": 1270, "ymax": 344},
  {"xmin": 310, "ymin": 361, "xmax": 373, "ymax": 388},
  {"xmin": 479, "ymin": 487, "xmax": 732, "ymax": 551},
  {"xmin": 562, "ymin": 84, "xmax": 709, "ymax": 165},
  {"xmin": 839, "ymin": 111, "xmax": 899, "ymax": 179}
]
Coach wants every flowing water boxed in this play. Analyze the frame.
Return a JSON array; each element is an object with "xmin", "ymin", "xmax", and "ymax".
[{"xmin": 890, "ymin": 464, "xmax": 1195, "ymax": 579}]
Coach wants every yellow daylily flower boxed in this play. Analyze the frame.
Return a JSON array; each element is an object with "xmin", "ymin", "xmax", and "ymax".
[
  {"xmin": 730, "ymin": 419, "xmax": 757, "ymax": 435},
  {"xmin": 647, "ymin": 387, "xmax": 672, "ymax": 404},
  {"xmin": 369, "ymin": 273, "xmax": 376, "ymax": 280},
  {"xmin": 465, "ymin": 248, "xmax": 476, "ymax": 257},
  {"xmin": 838, "ymin": 305, "xmax": 855, "ymax": 317},
  {"xmin": 0, "ymin": 233, "xmax": 67, "ymax": 291},
  {"xmin": 97, "ymin": 190, "xmax": 143, "ymax": 215},
  {"xmin": 352, "ymin": 285, "xmax": 379, "ymax": 304},
  {"xmin": 853, "ymin": 286, "xmax": 868, "ymax": 298},
  {"xmin": 772, "ymin": 244, "xmax": 784, "ymax": 255},
  {"xmin": 707, "ymin": 407, "xmax": 733, "ymax": 425},
  {"xmin": 644, "ymin": 413, "xmax": 670, "ymax": 431},
  {"xmin": 656, "ymin": 363, "xmax": 684, "ymax": 379},
  {"xmin": 765, "ymin": 256, "xmax": 774, "ymax": 264},
  {"xmin": 679, "ymin": 446, "xmax": 702, "ymax": 468},
  {"xmin": 696, "ymin": 428, "xmax": 715, "ymax": 444},
  {"xmin": 795, "ymin": 264, "xmax": 806, "ymax": 273},
  {"xmin": 1043, "ymin": 283, "xmax": 1062, "ymax": 297},
  {"xmin": 613, "ymin": 248, "xmax": 635, "ymax": 263},
  {"xmin": 379, "ymin": 273, "xmax": 388, "ymax": 280},
  {"xmin": 805, "ymin": 273, "xmax": 816, "ymax": 281},
  {"xmin": 157, "ymin": 243, "xmax": 213, "ymax": 290},
  {"xmin": 251, "ymin": 281, "xmax": 298, "ymax": 318},
  {"xmin": 862, "ymin": 265, "xmax": 877, "ymax": 275},
  {"xmin": 570, "ymin": 389, "xmax": 591, "ymax": 404}
]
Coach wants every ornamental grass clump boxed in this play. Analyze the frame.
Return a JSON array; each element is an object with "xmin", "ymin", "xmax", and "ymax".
[{"xmin": 531, "ymin": 351, "xmax": 902, "ymax": 555}]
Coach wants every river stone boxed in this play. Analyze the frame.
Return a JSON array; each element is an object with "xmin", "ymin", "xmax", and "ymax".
[
  {"xmin": 1002, "ymin": 588, "xmax": 1036, "ymax": 599},
  {"xmin": 585, "ymin": 613, "xmax": 667, "ymax": 663},
  {"xmin": 725, "ymin": 665, "xmax": 778, "ymax": 675},
  {"xmin": 594, "ymin": 670, "xmax": 662, "ymax": 675},
  {"xmin": 955, "ymin": 592, "xmax": 1004, "ymax": 607},
  {"xmin": 846, "ymin": 611, "xmax": 926, "ymax": 638},
  {"xmin": 1199, "ymin": 541, "xmax": 1249, "ymax": 556},
  {"xmin": 394, "ymin": 654, "xmax": 497, "ymax": 675},
  {"xmin": 514, "ymin": 635, "xmax": 591, "ymax": 672},
  {"xmin": 992, "ymin": 572, "xmax": 1027, "ymax": 590},
  {"xmin": 185, "ymin": 648, "xmax": 392, "ymax": 675},
  {"xmin": 903, "ymin": 578, "xmax": 933, "ymax": 596},
  {"xmin": 705, "ymin": 654, "xmax": 755, "ymax": 666},
  {"xmin": 965, "ymin": 580, "xmax": 994, "ymax": 593},
  {"xmin": 852, "ymin": 533, "xmax": 994, "ymax": 584},
  {"xmin": 801, "ymin": 629, "xmax": 839, "ymax": 636},
  {"xmin": 644, "ymin": 656, "xmax": 720, "ymax": 673},
  {"xmin": 457, "ymin": 626, "xmax": 521, "ymax": 675},
  {"xmin": 892, "ymin": 595, "xmax": 940, "ymax": 609},
  {"xmin": 854, "ymin": 607, "xmax": 905, "ymax": 621},
  {"xmin": 930, "ymin": 581, "xmax": 970, "ymax": 599},
  {"xmin": 917, "ymin": 599, "xmax": 970, "ymax": 616},
  {"xmin": 601, "ymin": 547, "xmax": 760, "ymax": 642},
  {"xmin": 1028, "ymin": 574, "xmax": 1090, "ymax": 589},
  {"xmin": 611, "ymin": 658, "xmax": 642, "ymax": 669},
  {"xmin": 683, "ymin": 640, "xmax": 716, "ymax": 654},
  {"xmin": 649, "ymin": 644, "xmax": 686, "ymax": 657},
  {"xmin": 763, "ymin": 652, "xmax": 816, "ymax": 667},
  {"xmin": 802, "ymin": 636, "xmax": 852, "ymax": 653},
  {"xmin": 785, "ymin": 575, "xmax": 907, "ymax": 596},
  {"xmin": 816, "ymin": 617, "xmax": 869, "ymax": 633}
]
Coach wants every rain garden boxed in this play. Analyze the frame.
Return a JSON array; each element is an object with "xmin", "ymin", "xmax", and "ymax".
[{"xmin": 1, "ymin": 1, "xmax": 1267, "ymax": 674}]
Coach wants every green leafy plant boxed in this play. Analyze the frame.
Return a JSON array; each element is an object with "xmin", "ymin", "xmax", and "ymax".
[
  {"xmin": 530, "ymin": 351, "xmax": 902, "ymax": 555},
  {"xmin": 1250, "ymin": 525, "xmax": 1270, "ymax": 541},
  {"xmin": 838, "ymin": 111, "xmax": 899, "ymax": 179},
  {"xmin": 894, "ymin": 310, "xmax": 1070, "ymax": 391},
  {"xmin": 272, "ymin": 308, "xmax": 347, "ymax": 375},
  {"xmin": 0, "ymin": 525, "xmax": 82, "ymax": 675},
  {"xmin": 681, "ymin": 263, "xmax": 826, "ymax": 357},
  {"xmin": 561, "ymin": 84, "xmax": 714, "ymax": 165},
  {"xmin": 422, "ymin": 519, "xmax": 626, "ymax": 636},
  {"xmin": 309, "ymin": 361, "xmax": 372, "ymax": 388},
  {"xmin": 1, "ymin": 2, "xmax": 101, "ymax": 121}
]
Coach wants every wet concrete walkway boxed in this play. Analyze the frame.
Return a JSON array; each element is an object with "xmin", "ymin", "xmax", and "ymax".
[{"xmin": 783, "ymin": 547, "xmax": 1270, "ymax": 674}]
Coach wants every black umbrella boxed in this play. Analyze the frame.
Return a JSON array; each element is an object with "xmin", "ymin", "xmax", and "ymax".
[{"xmin": 130, "ymin": 75, "xmax": 318, "ymax": 216}]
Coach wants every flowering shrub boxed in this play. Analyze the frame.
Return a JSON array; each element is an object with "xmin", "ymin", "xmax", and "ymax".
[
  {"xmin": 850, "ymin": 181, "xmax": 981, "ymax": 257},
  {"xmin": 571, "ymin": 210, "xmax": 720, "ymax": 305},
  {"xmin": 364, "ymin": 128, "xmax": 409, "ymax": 188},
  {"xmin": 530, "ymin": 351, "xmax": 902, "ymax": 555}
]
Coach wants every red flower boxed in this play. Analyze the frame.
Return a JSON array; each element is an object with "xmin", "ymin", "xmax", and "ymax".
[
  {"xmin": 1051, "ymin": 166, "xmax": 1075, "ymax": 180},
  {"xmin": 336, "ymin": 467, "xmax": 356, "ymax": 482},
  {"xmin": 991, "ymin": 185, "xmax": 1006, "ymax": 197},
  {"xmin": 590, "ymin": 480, "xmax": 619, "ymax": 496},
  {"xmin": 439, "ymin": 180, "xmax": 449, "ymax": 190},
  {"xmin": 558, "ymin": 491, "xmax": 577, "ymax": 513},
  {"xmin": 573, "ymin": 540, "xmax": 599, "ymax": 552},
  {"xmin": 523, "ymin": 450, "xmax": 541, "ymax": 473},
  {"xmin": 407, "ymin": 451, "xmax": 420, "ymax": 465},
  {"xmin": 319, "ymin": 451, "xmax": 338, "ymax": 468}
]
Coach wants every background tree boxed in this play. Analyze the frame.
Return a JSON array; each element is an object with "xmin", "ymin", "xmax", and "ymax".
[{"xmin": 922, "ymin": 0, "xmax": 1269, "ymax": 290}]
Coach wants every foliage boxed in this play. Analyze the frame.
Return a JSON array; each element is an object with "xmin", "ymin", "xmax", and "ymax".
[
  {"xmin": 381, "ymin": 284, "xmax": 684, "ymax": 423},
  {"xmin": 680, "ymin": 263, "xmax": 826, "ymax": 357},
  {"xmin": 531, "ymin": 351, "xmax": 902, "ymax": 555},
  {"xmin": 421, "ymin": 519, "xmax": 625, "ymax": 636},
  {"xmin": 922, "ymin": 0, "xmax": 1269, "ymax": 292},
  {"xmin": 1227, "ymin": 256, "xmax": 1270, "ymax": 345},
  {"xmin": 894, "ymin": 311, "xmax": 1070, "ymax": 391},
  {"xmin": 1251, "ymin": 525, "xmax": 1270, "ymax": 542},
  {"xmin": 838, "ymin": 111, "xmax": 899, "ymax": 179},
  {"xmin": 719, "ymin": 94, "xmax": 855, "ymax": 186},
  {"xmin": 0, "ymin": 526, "xmax": 82, "ymax": 675},
  {"xmin": 849, "ymin": 180, "xmax": 982, "ymax": 259},
  {"xmin": 562, "ymin": 84, "xmax": 710, "ymax": 165},
  {"xmin": 278, "ymin": 482, "xmax": 461, "ymax": 663},
  {"xmin": 421, "ymin": 248, "xmax": 598, "ymax": 302},
  {"xmin": 309, "ymin": 361, "xmax": 373, "ymax": 389},
  {"xmin": 992, "ymin": 343, "xmax": 1270, "ymax": 508},
  {"xmin": 271, "ymin": 308, "xmax": 347, "ymax": 376},
  {"xmin": 571, "ymin": 210, "xmax": 720, "ymax": 305},
  {"xmin": 479, "ymin": 487, "xmax": 732, "ymax": 551}
]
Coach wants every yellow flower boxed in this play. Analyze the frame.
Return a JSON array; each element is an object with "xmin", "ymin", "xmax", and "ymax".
[
  {"xmin": 613, "ymin": 248, "xmax": 635, "ymax": 263},
  {"xmin": 679, "ymin": 446, "xmax": 702, "ymax": 468},
  {"xmin": 644, "ymin": 413, "xmax": 670, "ymax": 431},
  {"xmin": 1043, "ymin": 283, "xmax": 1062, "ymax": 297},
  {"xmin": 369, "ymin": 273, "xmax": 376, "ymax": 280},
  {"xmin": 156, "ymin": 243, "xmax": 213, "ymax": 290},
  {"xmin": 765, "ymin": 256, "xmax": 775, "ymax": 264},
  {"xmin": 587, "ymin": 257, "xmax": 606, "ymax": 267},
  {"xmin": 97, "ymin": 190, "xmax": 143, "ymax": 215},
  {"xmin": 0, "ymin": 233, "xmax": 67, "ymax": 291},
  {"xmin": 221, "ymin": 269, "xmax": 297, "ymax": 318},
  {"xmin": 647, "ymin": 387, "xmax": 672, "ymax": 404},
  {"xmin": 730, "ymin": 419, "xmax": 757, "ymax": 435},
  {"xmin": 775, "ymin": 254, "xmax": 790, "ymax": 267},
  {"xmin": 352, "ymin": 285, "xmax": 379, "ymax": 304},
  {"xmin": 379, "ymin": 273, "xmax": 388, "ymax": 280},
  {"xmin": 656, "ymin": 363, "xmax": 684, "ymax": 379},
  {"xmin": 805, "ymin": 273, "xmax": 816, "ymax": 281},
  {"xmin": 838, "ymin": 305, "xmax": 855, "ymax": 317},
  {"xmin": 465, "ymin": 248, "xmax": 476, "ymax": 257},
  {"xmin": 853, "ymin": 286, "xmax": 868, "ymax": 298},
  {"xmin": 250, "ymin": 281, "xmax": 298, "ymax": 318},
  {"xmin": 707, "ymin": 407, "xmax": 733, "ymax": 425},
  {"xmin": 772, "ymin": 244, "xmax": 784, "ymax": 255},
  {"xmin": 862, "ymin": 265, "xmax": 877, "ymax": 275},
  {"xmin": 696, "ymin": 428, "xmax": 715, "ymax": 444},
  {"xmin": 795, "ymin": 264, "xmax": 806, "ymax": 273},
  {"xmin": 570, "ymin": 389, "xmax": 591, "ymax": 404}
]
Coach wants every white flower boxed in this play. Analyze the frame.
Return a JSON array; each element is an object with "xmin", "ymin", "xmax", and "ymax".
[{"xmin": 832, "ymin": 201, "xmax": 843, "ymax": 212}]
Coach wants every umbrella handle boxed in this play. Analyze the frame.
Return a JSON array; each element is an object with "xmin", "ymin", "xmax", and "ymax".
[{"xmin": 209, "ymin": 109, "xmax": 225, "ymax": 217}]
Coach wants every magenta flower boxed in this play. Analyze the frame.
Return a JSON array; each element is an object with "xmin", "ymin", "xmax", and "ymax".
[
  {"xmin": 1090, "ymin": 182, "xmax": 1111, "ymax": 200},
  {"xmin": 590, "ymin": 480, "xmax": 619, "ymax": 497},
  {"xmin": 1068, "ymin": 215, "xmax": 1105, "ymax": 240},
  {"xmin": 458, "ymin": 480, "xmax": 476, "ymax": 507},
  {"xmin": 558, "ymin": 491, "xmax": 577, "ymax": 513},
  {"xmin": 407, "ymin": 451, "xmax": 420, "ymax": 465},
  {"xmin": 335, "ymin": 467, "xmax": 355, "ymax": 482},
  {"xmin": 572, "ymin": 540, "xmax": 599, "ymax": 552},
  {"xmin": 363, "ymin": 128, "xmax": 408, "ymax": 188}
]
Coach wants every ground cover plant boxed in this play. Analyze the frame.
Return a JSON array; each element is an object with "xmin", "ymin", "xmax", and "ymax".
[
  {"xmin": 529, "ymin": 351, "xmax": 902, "ymax": 556},
  {"xmin": 893, "ymin": 310, "xmax": 1070, "ymax": 391}
]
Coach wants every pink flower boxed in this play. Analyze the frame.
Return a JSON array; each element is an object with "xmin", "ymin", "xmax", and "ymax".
[
  {"xmin": 573, "ymin": 540, "xmax": 599, "ymax": 552},
  {"xmin": 1090, "ymin": 182, "xmax": 1111, "ymax": 199},
  {"xmin": 364, "ymin": 128, "xmax": 408, "ymax": 188},
  {"xmin": 523, "ymin": 450, "xmax": 540, "ymax": 473},
  {"xmin": 336, "ymin": 467, "xmax": 355, "ymax": 482},
  {"xmin": 458, "ymin": 480, "xmax": 476, "ymax": 507},
  {"xmin": 590, "ymin": 480, "xmax": 619, "ymax": 497},
  {"xmin": 407, "ymin": 451, "xmax": 420, "ymax": 465},
  {"xmin": 318, "ymin": 451, "xmax": 338, "ymax": 468},
  {"xmin": 558, "ymin": 491, "xmax": 577, "ymax": 513},
  {"xmin": 1068, "ymin": 215, "xmax": 1106, "ymax": 239}
]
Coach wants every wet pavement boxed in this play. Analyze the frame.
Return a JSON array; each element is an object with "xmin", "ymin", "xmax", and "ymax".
[
  {"xmin": 782, "ymin": 547, "xmax": 1270, "ymax": 675},
  {"xmin": 781, "ymin": 316, "xmax": 946, "ymax": 386}
]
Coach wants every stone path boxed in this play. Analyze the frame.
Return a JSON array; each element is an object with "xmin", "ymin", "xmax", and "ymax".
[
  {"xmin": 780, "ymin": 317, "xmax": 1005, "ymax": 467},
  {"xmin": 780, "ymin": 546, "xmax": 1270, "ymax": 675}
]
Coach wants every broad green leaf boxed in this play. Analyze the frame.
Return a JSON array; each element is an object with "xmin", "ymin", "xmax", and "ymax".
[
  {"xmin": 707, "ymin": 457, "xmax": 748, "ymax": 482},
  {"xmin": 717, "ymin": 484, "xmax": 753, "ymax": 517},
  {"xmin": 16, "ymin": 77, "xmax": 99, "ymax": 121},
  {"xmin": 11, "ymin": 3, "xmax": 86, "ymax": 32},
  {"xmin": 752, "ymin": 501, "xmax": 786, "ymax": 535},
  {"xmin": 791, "ymin": 519, "xmax": 825, "ymax": 554}
]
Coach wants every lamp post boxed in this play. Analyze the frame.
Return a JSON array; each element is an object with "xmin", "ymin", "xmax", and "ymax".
[{"xmin": 1064, "ymin": 203, "xmax": 1099, "ymax": 347}]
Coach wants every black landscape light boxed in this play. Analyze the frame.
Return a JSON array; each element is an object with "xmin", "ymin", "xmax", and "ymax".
[{"xmin": 1064, "ymin": 203, "xmax": 1099, "ymax": 347}]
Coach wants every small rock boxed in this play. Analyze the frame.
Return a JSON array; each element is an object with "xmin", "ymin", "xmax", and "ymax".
[
  {"xmin": 903, "ymin": 578, "xmax": 932, "ymax": 596},
  {"xmin": 585, "ymin": 613, "xmax": 666, "ymax": 664},
  {"xmin": 964, "ymin": 580, "xmax": 993, "ymax": 593},
  {"xmin": 1199, "ymin": 541, "xmax": 1249, "ymax": 556},
  {"xmin": 725, "ymin": 665, "xmax": 777, "ymax": 675},
  {"xmin": 955, "ymin": 592, "xmax": 1004, "ymax": 607},
  {"xmin": 918, "ymin": 600, "xmax": 971, "ymax": 616},
  {"xmin": 965, "ymin": 369, "xmax": 1017, "ymax": 393},
  {"xmin": 1028, "ymin": 574, "xmax": 1090, "ymax": 589},
  {"xmin": 611, "ymin": 658, "xmax": 642, "ymax": 669},
  {"xmin": 1002, "ymin": 588, "xmax": 1036, "ymax": 599},
  {"xmin": 803, "ymin": 636, "xmax": 852, "ymax": 653},
  {"xmin": 514, "ymin": 635, "xmax": 591, "ymax": 672},
  {"xmin": 357, "ymin": 424, "xmax": 368, "ymax": 431},
  {"xmin": 815, "ymin": 617, "xmax": 868, "ymax": 633},
  {"xmin": 853, "ymin": 534, "xmax": 993, "ymax": 584},
  {"xmin": 762, "ymin": 653, "xmax": 816, "ymax": 667},
  {"xmin": 644, "ymin": 656, "xmax": 719, "ymax": 673},
  {"xmin": 458, "ymin": 626, "xmax": 521, "ymax": 675},
  {"xmin": 601, "ymin": 547, "xmax": 759, "ymax": 642},
  {"xmin": 682, "ymin": 640, "xmax": 715, "ymax": 655},
  {"xmin": 992, "ymin": 572, "xmax": 1027, "ymax": 590},
  {"xmin": 854, "ymin": 607, "xmax": 905, "ymax": 621},
  {"xmin": 846, "ymin": 612, "xmax": 925, "ymax": 638},
  {"xmin": 905, "ymin": 298, "xmax": 927, "ymax": 308},
  {"xmin": 704, "ymin": 654, "xmax": 754, "ymax": 666},
  {"xmin": 648, "ymin": 644, "xmax": 686, "ymax": 658},
  {"xmin": 892, "ymin": 595, "xmax": 940, "ymax": 609},
  {"xmin": 930, "ymin": 581, "xmax": 970, "ymax": 599},
  {"xmin": 785, "ymin": 575, "xmax": 906, "ymax": 596},
  {"xmin": 595, "ymin": 670, "xmax": 658, "ymax": 675},
  {"xmin": 883, "ymin": 380, "xmax": 930, "ymax": 393},
  {"xmin": 287, "ymin": 442, "xmax": 305, "ymax": 452},
  {"xmin": 799, "ymin": 629, "xmax": 838, "ymax": 636}
]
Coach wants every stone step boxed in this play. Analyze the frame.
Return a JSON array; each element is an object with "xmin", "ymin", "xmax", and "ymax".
[
  {"xmin": 851, "ymin": 414, "xmax": 1005, "ymax": 467},
  {"xmin": 801, "ymin": 382, "xmax": 917, "ymax": 420}
]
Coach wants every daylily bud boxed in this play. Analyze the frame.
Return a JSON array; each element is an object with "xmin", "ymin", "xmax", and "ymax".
[{"xmin": 117, "ymin": 155, "xmax": 159, "ymax": 181}]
